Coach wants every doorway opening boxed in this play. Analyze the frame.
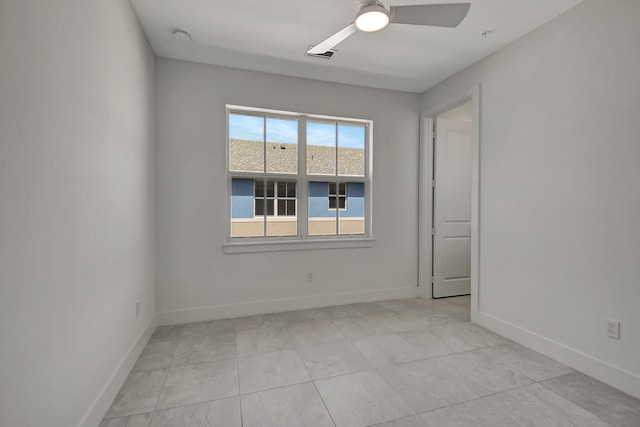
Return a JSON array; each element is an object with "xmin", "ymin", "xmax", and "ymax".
[
  {"xmin": 419, "ymin": 84, "xmax": 479, "ymax": 322},
  {"xmin": 432, "ymin": 101, "xmax": 472, "ymax": 299}
]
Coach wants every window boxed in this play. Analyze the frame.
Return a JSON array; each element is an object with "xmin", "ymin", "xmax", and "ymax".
[
  {"xmin": 328, "ymin": 183, "xmax": 346, "ymax": 210},
  {"xmin": 254, "ymin": 180, "xmax": 296, "ymax": 217},
  {"xmin": 228, "ymin": 106, "xmax": 370, "ymax": 243}
]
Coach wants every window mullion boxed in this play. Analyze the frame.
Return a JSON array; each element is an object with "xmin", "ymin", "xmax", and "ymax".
[
  {"xmin": 335, "ymin": 181, "xmax": 340, "ymax": 236},
  {"xmin": 335, "ymin": 123, "xmax": 339, "ymax": 236},
  {"xmin": 262, "ymin": 116, "xmax": 267, "ymax": 236},
  {"xmin": 299, "ymin": 115, "xmax": 308, "ymax": 239}
]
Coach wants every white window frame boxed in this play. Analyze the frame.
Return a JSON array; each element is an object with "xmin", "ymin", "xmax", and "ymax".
[{"xmin": 224, "ymin": 105, "xmax": 374, "ymax": 254}]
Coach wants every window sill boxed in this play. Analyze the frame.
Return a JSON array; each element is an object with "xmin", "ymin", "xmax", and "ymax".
[{"xmin": 223, "ymin": 237, "xmax": 375, "ymax": 254}]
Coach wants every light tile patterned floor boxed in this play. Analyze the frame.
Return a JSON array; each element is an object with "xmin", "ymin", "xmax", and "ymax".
[{"xmin": 101, "ymin": 296, "xmax": 640, "ymax": 427}]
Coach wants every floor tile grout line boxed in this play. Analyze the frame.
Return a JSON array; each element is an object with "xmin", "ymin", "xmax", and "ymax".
[
  {"xmin": 415, "ymin": 373, "xmax": 596, "ymax": 425},
  {"xmin": 233, "ymin": 314, "xmax": 472, "ymax": 358},
  {"xmin": 231, "ymin": 325, "xmax": 484, "ymax": 387},
  {"xmin": 362, "ymin": 415, "xmax": 428, "ymax": 427},
  {"xmin": 148, "ymin": 327, "xmax": 238, "ymax": 418},
  {"xmin": 239, "ymin": 379, "xmax": 316, "ymax": 398},
  {"xmin": 536, "ymin": 379, "xmax": 616, "ymax": 427},
  {"xmin": 486, "ymin": 381, "xmax": 615, "ymax": 427},
  {"xmin": 356, "ymin": 341, "xmax": 494, "ymax": 373},
  {"xmin": 284, "ymin": 317, "xmax": 349, "ymax": 348},
  {"xmin": 144, "ymin": 320, "xmax": 242, "ymax": 421},
  {"xmin": 364, "ymin": 346, "xmax": 557, "ymax": 419},
  {"xmin": 167, "ymin": 355, "xmax": 239, "ymax": 370},
  {"xmin": 311, "ymin": 379, "xmax": 338, "ymax": 427},
  {"xmin": 330, "ymin": 310, "xmax": 472, "ymax": 342},
  {"xmin": 234, "ymin": 330, "xmax": 245, "ymax": 427},
  {"xmin": 368, "ymin": 363, "xmax": 420, "ymax": 420},
  {"xmin": 150, "ymin": 329, "xmax": 182, "ymax": 415},
  {"xmin": 415, "ymin": 381, "xmax": 536, "ymax": 420},
  {"xmin": 349, "ymin": 334, "xmax": 381, "ymax": 370},
  {"xmin": 293, "ymin": 346, "xmax": 338, "ymax": 427},
  {"xmin": 234, "ymin": 317, "xmax": 297, "ymax": 357},
  {"xmin": 136, "ymin": 396, "xmax": 241, "ymax": 421}
]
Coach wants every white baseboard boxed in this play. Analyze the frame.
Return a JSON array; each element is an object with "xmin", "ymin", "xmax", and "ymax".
[
  {"xmin": 78, "ymin": 317, "xmax": 157, "ymax": 427},
  {"xmin": 158, "ymin": 286, "xmax": 419, "ymax": 325},
  {"xmin": 477, "ymin": 312, "xmax": 640, "ymax": 399}
]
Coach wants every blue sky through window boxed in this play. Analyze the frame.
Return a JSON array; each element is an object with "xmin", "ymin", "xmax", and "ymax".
[
  {"xmin": 230, "ymin": 113, "xmax": 365, "ymax": 149},
  {"xmin": 229, "ymin": 114, "xmax": 298, "ymax": 144},
  {"xmin": 267, "ymin": 118, "xmax": 297, "ymax": 144},
  {"xmin": 229, "ymin": 114, "xmax": 263, "ymax": 141},
  {"xmin": 307, "ymin": 122, "xmax": 335, "ymax": 147},
  {"xmin": 339, "ymin": 124, "xmax": 365, "ymax": 150}
]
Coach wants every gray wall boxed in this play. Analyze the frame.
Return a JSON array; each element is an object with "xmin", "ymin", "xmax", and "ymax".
[
  {"xmin": 0, "ymin": 1, "xmax": 156, "ymax": 425},
  {"xmin": 155, "ymin": 58, "xmax": 420, "ymax": 323},
  {"xmin": 422, "ymin": 0, "xmax": 640, "ymax": 396}
]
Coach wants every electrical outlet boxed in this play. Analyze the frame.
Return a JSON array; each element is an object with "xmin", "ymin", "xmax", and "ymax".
[
  {"xmin": 607, "ymin": 319, "xmax": 620, "ymax": 340},
  {"xmin": 136, "ymin": 302, "xmax": 141, "ymax": 318},
  {"xmin": 306, "ymin": 272, "xmax": 313, "ymax": 282}
]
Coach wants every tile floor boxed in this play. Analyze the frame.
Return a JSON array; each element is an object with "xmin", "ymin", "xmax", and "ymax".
[{"xmin": 101, "ymin": 296, "xmax": 640, "ymax": 427}]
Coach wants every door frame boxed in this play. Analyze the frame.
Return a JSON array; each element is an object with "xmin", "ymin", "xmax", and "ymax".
[{"xmin": 418, "ymin": 83, "xmax": 480, "ymax": 322}]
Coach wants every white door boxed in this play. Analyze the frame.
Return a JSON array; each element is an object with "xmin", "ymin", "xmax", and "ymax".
[{"xmin": 433, "ymin": 118, "xmax": 472, "ymax": 298}]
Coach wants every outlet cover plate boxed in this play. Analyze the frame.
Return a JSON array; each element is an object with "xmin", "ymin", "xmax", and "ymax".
[{"xmin": 607, "ymin": 319, "xmax": 620, "ymax": 340}]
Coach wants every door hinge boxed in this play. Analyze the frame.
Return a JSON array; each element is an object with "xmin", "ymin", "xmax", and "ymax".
[
  {"xmin": 431, "ymin": 180, "xmax": 436, "ymax": 188},
  {"xmin": 431, "ymin": 228, "xmax": 436, "ymax": 236},
  {"xmin": 430, "ymin": 276, "xmax": 435, "ymax": 284}
]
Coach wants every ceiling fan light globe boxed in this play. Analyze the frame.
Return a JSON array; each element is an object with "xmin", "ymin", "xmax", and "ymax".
[{"xmin": 355, "ymin": 5, "xmax": 390, "ymax": 32}]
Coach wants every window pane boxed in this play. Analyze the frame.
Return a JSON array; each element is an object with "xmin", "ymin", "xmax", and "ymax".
[
  {"xmin": 266, "ymin": 181, "xmax": 275, "ymax": 198},
  {"xmin": 287, "ymin": 182, "xmax": 296, "ymax": 198},
  {"xmin": 255, "ymin": 199, "xmax": 264, "ymax": 216},
  {"xmin": 309, "ymin": 182, "xmax": 337, "ymax": 236},
  {"xmin": 231, "ymin": 178, "xmax": 264, "ymax": 237},
  {"xmin": 338, "ymin": 182, "xmax": 365, "ymax": 235},
  {"xmin": 307, "ymin": 121, "xmax": 336, "ymax": 175},
  {"xmin": 266, "ymin": 117, "xmax": 298, "ymax": 174},
  {"xmin": 286, "ymin": 200, "xmax": 296, "ymax": 216},
  {"xmin": 255, "ymin": 180, "xmax": 264, "ymax": 198},
  {"xmin": 329, "ymin": 197, "xmax": 337, "ymax": 210},
  {"xmin": 277, "ymin": 181, "xmax": 286, "ymax": 198},
  {"xmin": 278, "ymin": 199, "xmax": 286, "ymax": 215},
  {"xmin": 338, "ymin": 183, "xmax": 346, "ymax": 195},
  {"xmin": 329, "ymin": 182, "xmax": 337, "ymax": 196},
  {"xmin": 229, "ymin": 113, "xmax": 264, "ymax": 173},
  {"xmin": 266, "ymin": 199, "xmax": 274, "ymax": 216},
  {"xmin": 338, "ymin": 123, "xmax": 365, "ymax": 176}
]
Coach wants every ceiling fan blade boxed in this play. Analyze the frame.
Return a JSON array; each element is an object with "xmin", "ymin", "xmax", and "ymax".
[
  {"xmin": 390, "ymin": 3, "xmax": 471, "ymax": 28},
  {"xmin": 307, "ymin": 23, "xmax": 357, "ymax": 54}
]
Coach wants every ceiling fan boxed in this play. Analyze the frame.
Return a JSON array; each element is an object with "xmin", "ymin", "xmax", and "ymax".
[{"xmin": 307, "ymin": 1, "xmax": 471, "ymax": 55}]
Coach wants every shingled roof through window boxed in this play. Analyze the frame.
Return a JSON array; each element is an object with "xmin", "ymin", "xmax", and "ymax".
[{"xmin": 229, "ymin": 139, "xmax": 365, "ymax": 176}]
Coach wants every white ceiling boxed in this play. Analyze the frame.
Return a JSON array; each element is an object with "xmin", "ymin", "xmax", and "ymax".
[{"xmin": 131, "ymin": 0, "xmax": 583, "ymax": 93}]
